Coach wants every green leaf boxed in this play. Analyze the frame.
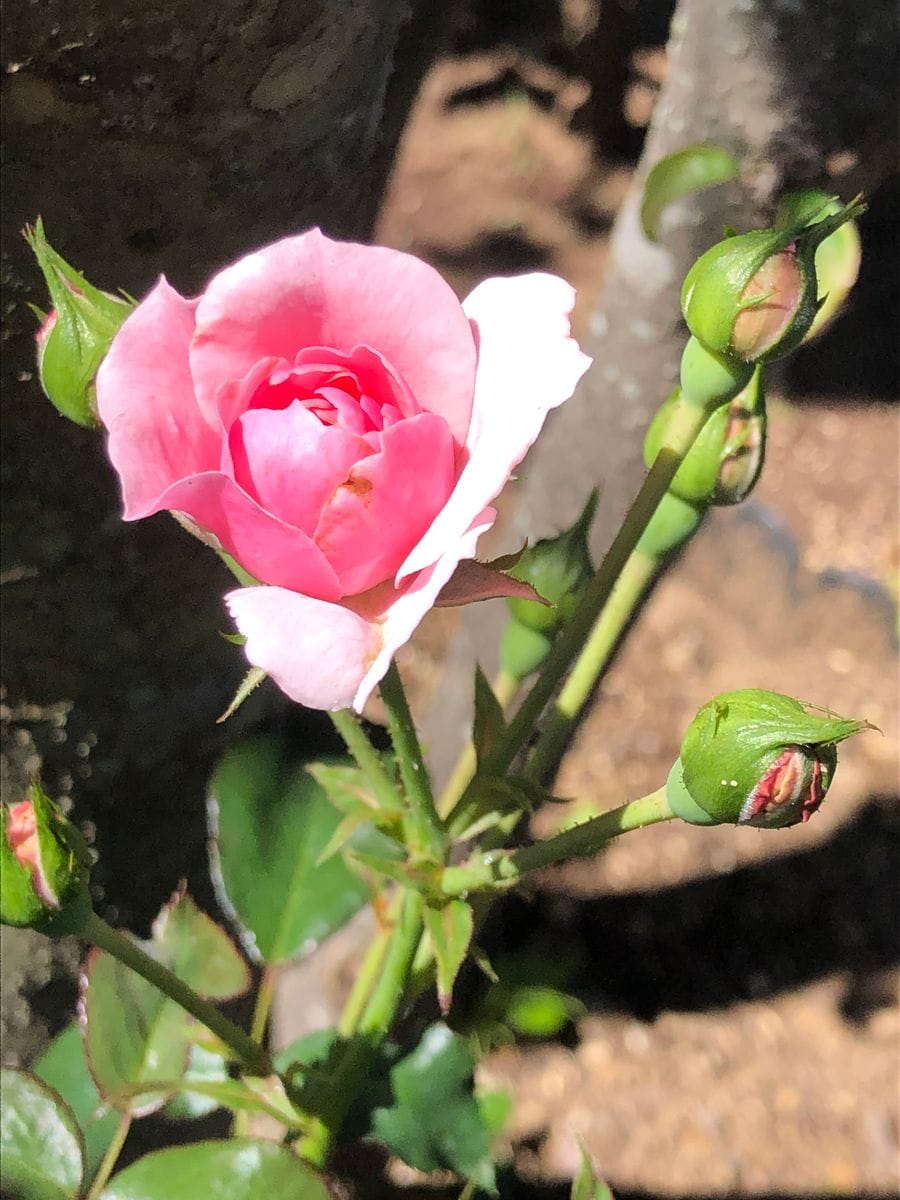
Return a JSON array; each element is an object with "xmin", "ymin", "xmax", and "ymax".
[
  {"xmin": 571, "ymin": 1143, "xmax": 615, "ymax": 1200},
  {"xmin": 208, "ymin": 735, "xmax": 372, "ymax": 965},
  {"xmin": 504, "ymin": 985, "xmax": 584, "ymax": 1038},
  {"xmin": 307, "ymin": 760, "xmax": 403, "ymax": 820},
  {"xmin": 151, "ymin": 889, "xmax": 250, "ymax": 1000},
  {"xmin": 371, "ymin": 1023, "xmax": 496, "ymax": 1191},
  {"xmin": 423, "ymin": 899, "xmax": 474, "ymax": 1015},
  {"xmin": 34, "ymin": 1023, "xmax": 121, "ymax": 1180},
  {"xmin": 99, "ymin": 1139, "xmax": 330, "ymax": 1200},
  {"xmin": 81, "ymin": 944, "xmax": 193, "ymax": 1116},
  {"xmin": 477, "ymin": 1089, "xmax": 513, "ymax": 1140},
  {"xmin": 472, "ymin": 666, "xmax": 507, "ymax": 765},
  {"xmin": 123, "ymin": 1073, "xmax": 303, "ymax": 1129},
  {"xmin": 640, "ymin": 144, "xmax": 738, "ymax": 241},
  {"xmin": 80, "ymin": 890, "xmax": 249, "ymax": 1117},
  {"xmin": 1, "ymin": 1068, "xmax": 84, "ymax": 1200},
  {"xmin": 273, "ymin": 1027, "xmax": 338, "ymax": 1078},
  {"xmin": 163, "ymin": 1042, "xmax": 229, "ymax": 1119}
]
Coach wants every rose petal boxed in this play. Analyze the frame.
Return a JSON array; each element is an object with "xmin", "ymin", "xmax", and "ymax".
[
  {"xmin": 397, "ymin": 273, "xmax": 591, "ymax": 580},
  {"xmin": 351, "ymin": 508, "xmax": 496, "ymax": 710},
  {"xmin": 157, "ymin": 473, "xmax": 342, "ymax": 599},
  {"xmin": 190, "ymin": 229, "xmax": 477, "ymax": 444},
  {"xmin": 314, "ymin": 412, "xmax": 456, "ymax": 596},
  {"xmin": 96, "ymin": 278, "xmax": 219, "ymax": 518},
  {"xmin": 228, "ymin": 399, "xmax": 372, "ymax": 536},
  {"xmin": 226, "ymin": 587, "xmax": 381, "ymax": 712}
]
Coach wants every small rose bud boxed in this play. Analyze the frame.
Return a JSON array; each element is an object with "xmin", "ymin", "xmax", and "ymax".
[
  {"xmin": 643, "ymin": 368, "xmax": 766, "ymax": 509},
  {"xmin": 710, "ymin": 366, "xmax": 766, "ymax": 506},
  {"xmin": 1, "ymin": 783, "xmax": 92, "ymax": 934},
  {"xmin": 506, "ymin": 490, "xmax": 598, "ymax": 637},
  {"xmin": 680, "ymin": 197, "xmax": 864, "ymax": 363},
  {"xmin": 500, "ymin": 619, "xmax": 553, "ymax": 680},
  {"xmin": 24, "ymin": 218, "xmax": 133, "ymax": 427},
  {"xmin": 666, "ymin": 688, "xmax": 870, "ymax": 829}
]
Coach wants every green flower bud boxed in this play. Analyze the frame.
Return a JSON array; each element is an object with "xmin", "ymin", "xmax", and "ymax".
[
  {"xmin": 24, "ymin": 218, "xmax": 133, "ymax": 427},
  {"xmin": 710, "ymin": 367, "xmax": 766, "ymax": 505},
  {"xmin": 643, "ymin": 368, "xmax": 765, "ymax": 509},
  {"xmin": 680, "ymin": 197, "xmax": 864, "ymax": 364},
  {"xmin": 506, "ymin": 490, "xmax": 598, "ymax": 636},
  {"xmin": 667, "ymin": 689, "xmax": 870, "ymax": 829},
  {"xmin": 636, "ymin": 491, "xmax": 703, "ymax": 559},
  {"xmin": 1, "ymin": 783, "xmax": 92, "ymax": 935},
  {"xmin": 500, "ymin": 619, "xmax": 553, "ymax": 679}
]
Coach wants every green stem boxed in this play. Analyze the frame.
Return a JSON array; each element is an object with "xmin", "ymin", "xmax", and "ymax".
[
  {"xmin": 250, "ymin": 965, "xmax": 277, "ymax": 1045},
  {"xmin": 298, "ymin": 891, "xmax": 424, "ymax": 1166},
  {"xmin": 330, "ymin": 708, "xmax": 401, "ymax": 815},
  {"xmin": 478, "ymin": 398, "xmax": 713, "ymax": 783},
  {"xmin": 379, "ymin": 660, "xmax": 446, "ymax": 859},
  {"xmin": 337, "ymin": 914, "xmax": 393, "ymax": 1038},
  {"xmin": 85, "ymin": 1111, "xmax": 131, "ymax": 1200},
  {"xmin": 81, "ymin": 911, "xmax": 271, "ymax": 1076},
  {"xmin": 437, "ymin": 667, "xmax": 521, "ymax": 820},
  {"xmin": 524, "ymin": 548, "xmax": 659, "ymax": 783},
  {"xmin": 442, "ymin": 787, "xmax": 673, "ymax": 896}
]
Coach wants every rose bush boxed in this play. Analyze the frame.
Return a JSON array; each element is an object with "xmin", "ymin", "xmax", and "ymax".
[{"xmin": 96, "ymin": 229, "xmax": 589, "ymax": 710}]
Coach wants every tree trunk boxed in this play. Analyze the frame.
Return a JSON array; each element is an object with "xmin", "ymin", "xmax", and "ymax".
[
  {"xmin": 0, "ymin": 1, "xmax": 437, "ymax": 987},
  {"xmin": 420, "ymin": 0, "xmax": 897, "ymax": 780}
]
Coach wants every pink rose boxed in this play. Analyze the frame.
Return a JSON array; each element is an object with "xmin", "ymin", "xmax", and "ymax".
[{"xmin": 97, "ymin": 229, "xmax": 589, "ymax": 711}]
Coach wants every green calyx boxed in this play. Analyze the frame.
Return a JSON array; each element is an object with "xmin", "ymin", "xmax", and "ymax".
[
  {"xmin": 777, "ymin": 189, "xmax": 862, "ymax": 341},
  {"xmin": 680, "ymin": 197, "xmax": 864, "ymax": 364},
  {"xmin": 1, "ymin": 783, "xmax": 92, "ymax": 935},
  {"xmin": 506, "ymin": 490, "xmax": 598, "ymax": 636},
  {"xmin": 24, "ymin": 218, "xmax": 133, "ymax": 427},
  {"xmin": 667, "ymin": 688, "xmax": 870, "ymax": 829},
  {"xmin": 637, "ymin": 491, "xmax": 703, "ymax": 560}
]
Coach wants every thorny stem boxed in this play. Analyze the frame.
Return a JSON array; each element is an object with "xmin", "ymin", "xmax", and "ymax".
[
  {"xmin": 523, "ymin": 548, "xmax": 660, "ymax": 783},
  {"xmin": 330, "ymin": 707, "xmax": 401, "ymax": 814},
  {"xmin": 441, "ymin": 787, "xmax": 673, "ymax": 896},
  {"xmin": 380, "ymin": 660, "xmax": 446, "ymax": 859},
  {"xmin": 476, "ymin": 398, "xmax": 715, "ymax": 783},
  {"xmin": 297, "ymin": 891, "xmax": 424, "ymax": 1166},
  {"xmin": 81, "ymin": 911, "xmax": 271, "ymax": 1076}
]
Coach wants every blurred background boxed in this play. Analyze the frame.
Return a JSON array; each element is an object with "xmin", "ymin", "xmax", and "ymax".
[{"xmin": 2, "ymin": 1, "xmax": 897, "ymax": 1195}]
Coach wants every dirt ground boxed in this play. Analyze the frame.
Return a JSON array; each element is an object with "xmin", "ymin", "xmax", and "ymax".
[{"xmin": 368, "ymin": 16, "xmax": 899, "ymax": 1199}]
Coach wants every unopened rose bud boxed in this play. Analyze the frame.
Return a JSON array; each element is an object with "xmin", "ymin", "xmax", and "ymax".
[
  {"xmin": 506, "ymin": 490, "xmax": 598, "ymax": 637},
  {"xmin": 24, "ymin": 218, "xmax": 133, "ymax": 427},
  {"xmin": 710, "ymin": 367, "xmax": 766, "ymax": 505},
  {"xmin": 666, "ymin": 688, "xmax": 870, "ymax": 829},
  {"xmin": 1, "ymin": 783, "xmax": 92, "ymax": 934},
  {"xmin": 643, "ymin": 369, "xmax": 766, "ymax": 509},
  {"xmin": 680, "ymin": 197, "xmax": 864, "ymax": 364}
]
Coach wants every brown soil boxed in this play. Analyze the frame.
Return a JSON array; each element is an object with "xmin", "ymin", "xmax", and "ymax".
[{"xmin": 370, "ymin": 19, "xmax": 899, "ymax": 1200}]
